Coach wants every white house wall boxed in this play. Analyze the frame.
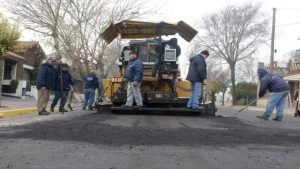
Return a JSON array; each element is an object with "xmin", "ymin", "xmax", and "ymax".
[
  {"xmin": 2, "ymin": 80, "xmax": 11, "ymax": 85},
  {"xmin": 15, "ymin": 80, "xmax": 27, "ymax": 98},
  {"xmin": 23, "ymin": 64, "xmax": 34, "ymax": 70}
]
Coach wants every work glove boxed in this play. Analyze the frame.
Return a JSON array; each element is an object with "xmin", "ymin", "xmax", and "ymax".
[
  {"xmin": 133, "ymin": 81, "xmax": 139, "ymax": 87},
  {"xmin": 203, "ymin": 79, "xmax": 207, "ymax": 85}
]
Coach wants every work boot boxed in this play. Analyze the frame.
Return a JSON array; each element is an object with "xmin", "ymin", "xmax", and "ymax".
[
  {"xmin": 273, "ymin": 117, "xmax": 282, "ymax": 122},
  {"xmin": 59, "ymin": 107, "xmax": 68, "ymax": 113},
  {"xmin": 121, "ymin": 105, "xmax": 132, "ymax": 108},
  {"xmin": 133, "ymin": 105, "xmax": 143, "ymax": 109},
  {"xmin": 38, "ymin": 110, "xmax": 50, "ymax": 115},
  {"xmin": 256, "ymin": 114, "xmax": 269, "ymax": 120},
  {"xmin": 50, "ymin": 106, "xmax": 54, "ymax": 113},
  {"xmin": 192, "ymin": 106, "xmax": 201, "ymax": 110},
  {"xmin": 296, "ymin": 111, "xmax": 300, "ymax": 117}
]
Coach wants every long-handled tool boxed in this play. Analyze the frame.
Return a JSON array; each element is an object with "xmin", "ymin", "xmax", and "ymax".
[
  {"xmin": 234, "ymin": 98, "xmax": 258, "ymax": 116},
  {"xmin": 97, "ymin": 80, "xmax": 113, "ymax": 102},
  {"xmin": 295, "ymin": 99, "xmax": 300, "ymax": 117},
  {"xmin": 59, "ymin": 63, "xmax": 65, "ymax": 114},
  {"xmin": 294, "ymin": 101, "xmax": 298, "ymax": 117},
  {"xmin": 67, "ymin": 86, "xmax": 75, "ymax": 111},
  {"xmin": 201, "ymin": 84, "xmax": 205, "ymax": 105}
]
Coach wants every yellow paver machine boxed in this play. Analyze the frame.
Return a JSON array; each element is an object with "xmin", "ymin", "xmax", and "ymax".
[{"xmin": 96, "ymin": 20, "xmax": 216, "ymax": 115}]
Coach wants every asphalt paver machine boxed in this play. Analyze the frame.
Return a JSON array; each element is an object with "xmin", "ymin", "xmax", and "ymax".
[{"xmin": 96, "ymin": 20, "xmax": 216, "ymax": 116}]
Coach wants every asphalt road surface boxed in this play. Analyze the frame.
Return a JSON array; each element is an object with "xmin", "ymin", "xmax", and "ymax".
[{"xmin": 0, "ymin": 107, "xmax": 300, "ymax": 169}]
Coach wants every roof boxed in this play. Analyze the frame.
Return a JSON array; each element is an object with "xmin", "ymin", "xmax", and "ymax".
[
  {"xmin": 284, "ymin": 74, "xmax": 300, "ymax": 81},
  {"xmin": 3, "ymin": 41, "xmax": 46, "ymax": 66},
  {"xmin": 5, "ymin": 51, "xmax": 25, "ymax": 60},
  {"xmin": 101, "ymin": 20, "xmax": 198, "ymax": 44},
  {"xmin": 18, "ymin": 41, "xmax": 39, "ymax": 49}
]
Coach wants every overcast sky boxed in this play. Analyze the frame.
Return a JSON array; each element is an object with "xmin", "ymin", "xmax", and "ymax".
[
  {"xmin": 1, "ymin": 0, "xmax": 300, "ymax": 65},
  {"xmin": 155, "ymin": 0, "xmax": 300, "ymax": 65}
]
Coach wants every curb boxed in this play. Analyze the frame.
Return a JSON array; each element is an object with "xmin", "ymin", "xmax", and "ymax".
[
  {"xmin": 0, "ymin": 107, "xmax": 70, "ymax": 118},
  {"xmin": 0, "ymin": 107, "xmax": 38, "ymax": 117}
]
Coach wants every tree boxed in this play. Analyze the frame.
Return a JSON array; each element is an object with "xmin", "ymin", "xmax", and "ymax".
[
  {"xmin": 60, "ymin": 0, "xmax": 156, "ymax": 79},
  {"xmin": 206, "ymin": 62, "xmax": 230, "ymax": 106},
  {"xmin": 288, "ymin": 49, "xmax": 300, "ymax": 62},
  {"xmin": 0, "ymin": 13, "xmax": 21, "ymax": 107},
  {"xmin": 235, "ymin": 82, "xmax": 257, "ymax": 105},
  {"xmin": 216, "ymin": 71, "xmax": 231, "ymax": 106},
  {"xmin": 196, "ymin": 3, "xmax": 269, "ymax": 105},
  {"xmin": 236, "ymin": 56, "xmax": 257, "ymax": 83},
  {"xmin": 7, "ymin": 0, "xmax": 70, "ymax": 60},
  {"xmin": 6, "ymin": 0, "xmax": 157, "ymax": 79}
]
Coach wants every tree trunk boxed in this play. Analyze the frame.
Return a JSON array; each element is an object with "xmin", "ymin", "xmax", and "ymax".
[
  {"xmin": 83, "ymin": 59, "xmax": 90, "ymax": 75},
  {"xmin": 97, "ymin": 54, "xmax": 105, "ymax": 79},
  {"xmin": 230, "ymin": 63, "xmax": 237, "ymax": 105},
  {"xmin": 222, "ymin": 91, "xmax": 225, "ymax": 106},
  {"xmin": 77, "ymin": 65, "xmax": 86, "ymax": 79},
  {"xmin": 52, "ymin": 29, "xmax": 62, "ymax": 60},
  {"xmin": 0, "ymin": 49, "xmax": 4, "ymax": 107}
]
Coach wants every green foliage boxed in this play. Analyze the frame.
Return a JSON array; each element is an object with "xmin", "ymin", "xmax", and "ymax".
[
  {"xmin": 0, "ymin": 13, "xmax": 21, "ymax": 53},
  {"xmin": 28, "ymin": 56, "xmax": 44, "ymax": 84},
  {"xmin": 207, "ymin": 81, "xmax": 222, "ymax": 93},
  {"xmin": 235, "ymin": 82, "xmax": 257, "ymax": 105},
  {"xmin": 0, "ymin": 13, "xmax": 21, "ymax": 105},
  {"xmin": 10, "ymin": 79, "xmax": 19, "ymax": 91}
]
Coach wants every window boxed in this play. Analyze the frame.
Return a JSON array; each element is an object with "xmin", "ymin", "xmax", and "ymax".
[
  {"xmin": 164, "ymin": 49, "xmax": 176, "ymax": 62},
  {"xmin": 3, "ymin": 60, "xmax": 17, "ymax": 80},
  {"xmin": 4, "ymin": 62, "xmax": 12, "ymax": 80}
]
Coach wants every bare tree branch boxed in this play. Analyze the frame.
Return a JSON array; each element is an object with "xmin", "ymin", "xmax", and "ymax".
[
  {"xmin": 191, "ymin": 3, "xmax": 269, "ymax": 104},
  {"xmin": 6, "ymin": 0, "xmax": 159, "ymax": 80}
]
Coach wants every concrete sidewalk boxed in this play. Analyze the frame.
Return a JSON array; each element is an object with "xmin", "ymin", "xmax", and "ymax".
[
  {"xmin": 0, "ymin": 96, "xmax": 80, "ymax": 118},
  {"xmin": 0, "ymin": 96, "xmax": 37, "ymax": 117},
  {"xmin": 0, "ymin": 96, "xmax": 37, "ymax": 110}
]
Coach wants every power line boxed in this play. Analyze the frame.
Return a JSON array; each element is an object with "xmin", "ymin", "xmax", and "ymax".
[
  {"xmin": 274, "ymin": 8, "xmax": 300, "ymax": 27},
  {"xmin": 280, "ymin": 8, "xmax": 300, "ymax": 10},
  {"xmin": 277, "ymin": 21, "xmax": 300, "ymax": 27}
]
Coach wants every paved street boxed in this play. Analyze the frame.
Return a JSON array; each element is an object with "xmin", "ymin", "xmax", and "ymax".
[{"xmin": 0, "ymin": 107, "xmax": 300, "ymax": 169}]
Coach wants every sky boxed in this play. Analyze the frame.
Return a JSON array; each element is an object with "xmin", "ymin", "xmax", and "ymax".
[
  {"xmin": 1, "ymin": 0, "xmax": 300, "ymax": 66},
  {"xmin": 156, "ymin": 0, "xmax": 300, "ymax": 65}
]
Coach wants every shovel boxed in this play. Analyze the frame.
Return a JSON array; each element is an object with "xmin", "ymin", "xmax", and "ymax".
[{"xmin": 234, "ymin": 98, "xmax": 258, "ymax": 116}]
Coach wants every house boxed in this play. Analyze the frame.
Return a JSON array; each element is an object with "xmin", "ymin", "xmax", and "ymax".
[
  {"xmin": 283, "ymin": 60, "xmax": 300, "ymax": 104},
  {"xmin": 2, "ymin": 41, "xmax": 46, "ymax": 98}
]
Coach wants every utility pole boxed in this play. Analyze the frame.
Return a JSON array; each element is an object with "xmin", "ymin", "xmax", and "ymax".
[{"xmin": 270, "ymin": 8, "xmax": 276, "ymax": 73}]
